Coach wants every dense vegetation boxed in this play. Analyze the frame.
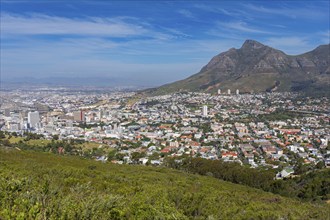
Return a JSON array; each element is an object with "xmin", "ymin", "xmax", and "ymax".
[
  {"xmin": 258, "ymin": 110, "xmax": 307, "ymax": 121},
  {"xmin": 1, "ymin": 148, "xmax": 329, "ymax": 219},
  {"xmin": 0, "ymin": 131, "xmax": 111, "ymax": 159},
  {"xmin": 76, "ymin": 122, "xmax": 106, "ymax": 129},
  {"xmin": 165, "ymin": 157, "xmax": 330, "ymax": 203}
]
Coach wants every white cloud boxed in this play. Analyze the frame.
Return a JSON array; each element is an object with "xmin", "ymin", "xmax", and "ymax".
[
  {"xmin": 317, "ymin": 30, "xmax": 330, "ymax": 44},
  {"xmin": 266, "ymin": 37, "xmax": 308, "ymax": 47},
  {"xmin": 244, "ymin": 4, "xmax": 329, "ymax": 20},
  {"xmin": 193, "ymin": 4, "xmax": 241, "ymax": 17},
  {"xmin": 178, "ymin": 9, "xmax": 194, "ymax": 19},
  {"xmin": 0, "ymin": 13, "xmax": 166, "ymax": 38},
  {"xmin": 211, "ymin": 21, "xmax": 273, "ymax": 36},
  {"xmin": 265, "ymin": 37, "xmax": 314, "ymax": 55}
]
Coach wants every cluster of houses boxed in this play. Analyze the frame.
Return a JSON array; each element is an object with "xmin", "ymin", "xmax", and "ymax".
[{"xmin": 1, "ymin": 90, "xmax": 329, "ymax": 177}]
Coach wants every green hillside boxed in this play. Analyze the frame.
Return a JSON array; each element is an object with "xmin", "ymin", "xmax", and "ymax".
[{"xmin": 0, "ymin": 148, "xmax": 329, "ymax": 219}]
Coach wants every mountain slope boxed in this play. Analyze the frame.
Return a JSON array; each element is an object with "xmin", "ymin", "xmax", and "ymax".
[
  {"xmin": 148, "ymin": 40, "xmax": 330, "ymax": 95},
  {"xmin": 0, "ymin": 148, "xmax": 329, "ymax": 219}
]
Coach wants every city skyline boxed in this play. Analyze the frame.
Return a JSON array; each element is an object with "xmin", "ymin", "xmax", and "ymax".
[{"xmin": 1, "ymin": 0, "xmax": 329, "ymax": 86}]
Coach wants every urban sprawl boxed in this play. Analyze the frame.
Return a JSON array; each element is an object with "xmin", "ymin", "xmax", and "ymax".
[{"xmin": 1, "ymin": 88, "xmax": 329, "ymax": 178}]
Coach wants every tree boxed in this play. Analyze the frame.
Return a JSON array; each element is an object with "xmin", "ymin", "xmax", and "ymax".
[
  {"xmin": 316, "ymin": 161, "xmax": 325, "ymax": 169},
  {"xmin": 52, "ymin": 135, "xmax": 59, "ymax": 140},
  {"xmin": 115, "ymin": 153, "xmax": 125, "ymax": 161},
  {"xmin": 279, "ymin": 156, "xmax": 286, "ymax": 162},
  {"xmin": 294, "ymin": 162, "xmax": 309, "ymax": 175},
  {"xmin": 107, "ymin": 150, "xmax": 117, "ymax": 161},
  {"xmin": 149, "ymin": 152, "xmax": 160, "ymax": 160},
  {"xmin": 12, "ymin": 132, "xmax": 18, "ymax": 137},
  {"xmin": 0, "ymin": 131, "xmax": 5, "ymax": 139},
  {"xmin": 131, "ymin": 152, "xmax": 146, "ymax": 163},
  {"xmin": 0, "ymin": 139, "xmax": 11, "ymax": 146}
]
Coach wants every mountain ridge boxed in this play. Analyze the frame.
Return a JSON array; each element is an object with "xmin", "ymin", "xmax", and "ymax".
[{"xmin": 147, "ymin": 40, "xmax": 330, "ymax": 95}]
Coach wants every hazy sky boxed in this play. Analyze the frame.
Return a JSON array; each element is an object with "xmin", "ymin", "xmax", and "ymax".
[{"xmin": 1, "ymin": 0, "xmax": 329, "ymax": 86}]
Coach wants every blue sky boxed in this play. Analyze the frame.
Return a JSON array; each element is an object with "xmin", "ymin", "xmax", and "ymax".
[{"xmin": 1, "ymin": 0, "xmax": 329, "ymax": 86}]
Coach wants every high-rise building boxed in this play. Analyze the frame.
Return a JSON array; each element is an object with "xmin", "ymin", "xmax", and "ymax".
[
  {"xmin": 4, "ymin": 108, "xmax": 10, "ymax": 117},
  {"xmin": 73, "ymin": 110, "xmax": 84, "ymax": 122},
  {"xmin": 28, "ymin": 111, "xmax": 40, "ymax": 128},
  {"xmin": 98, "ymin": 110, "xmax": 103, "ymax": 120},
  {"xmin": 217, "ymin": 89, "xmax": 221, "ymax": 95},
  {"xmin": 202, "ymin": 105, "xmax": 208, "ymax": 116},
  {"xmin": 227, "ymin": 89, "xmax": 231, "ymax": 95},
  {"xmin": 236, "ymin": 89, "xmax": 240, "ymax": 95}
]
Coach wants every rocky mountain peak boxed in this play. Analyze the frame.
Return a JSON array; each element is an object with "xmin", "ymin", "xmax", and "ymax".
[
  {"xmin": 148, "ymin": 40, "xmax": 330, "ymax": 95},
  {"xmin": 241, "ymin": 39, "xmax": 267, "ymax": 50}
]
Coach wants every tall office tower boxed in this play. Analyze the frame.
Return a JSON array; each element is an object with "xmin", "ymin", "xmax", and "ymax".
[
  {"xmin": 73, "ymin": 110, "xmax": 84, "ymax": 122},
  {"xmin": 98, "ymin": 110, "xmax": 103, "ymax": 120},
  {"xmin": 236, "ymin": 89, "xmax": 240, "ymax": 95},
  {"xmin": 202, "ymin": 105, "xmax": 208, "ymax": 116},
  {"xmin": 4, "ymin": 108, "xmax": 10, "ymax": 117},
  {"xmin": 227, "ymin": 89, "xmax": 231, "ymax": 95},
  {"xmin": 217, "ymin": 89, "xmax": 221, "ymax": 95},
  {"xmin": 28, "ymin": 111, "xmax": 40, "ymax": 128}
]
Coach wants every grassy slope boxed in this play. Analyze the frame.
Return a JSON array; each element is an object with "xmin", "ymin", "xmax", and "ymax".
[
  {"xmin": 8, "ymin": 137, "xmax": 52, "ymax": 146},
  {"xmin": 6, "ymin": 135, "xmax": 107, "ymax": 151},
  {"xmin": 0, "ymin": 148, "xmax": 329, "ymax": 220}
]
